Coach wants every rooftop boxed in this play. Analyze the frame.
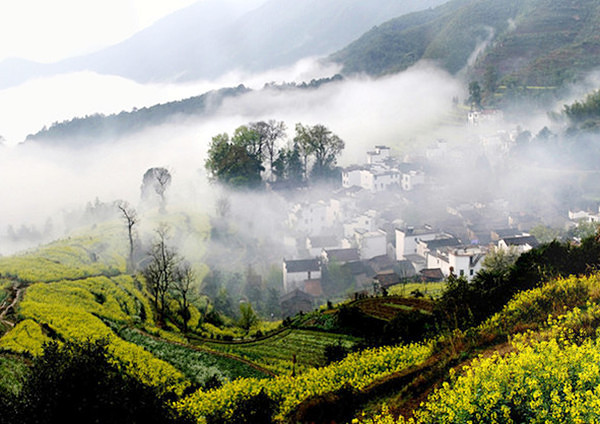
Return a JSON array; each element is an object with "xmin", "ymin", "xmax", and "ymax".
[
  {"xmin": 284, "ymin": 258, "xmax": 321, "ymax": 273},
  {"xmin": 323, "ymin": 248, "xmax": 361, "ymax": 263}
]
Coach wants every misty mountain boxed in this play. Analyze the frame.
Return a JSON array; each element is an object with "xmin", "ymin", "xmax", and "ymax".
[
  {"xmin": 23, "ymin": 75, "xmax": 345, "ymax": 146},
  {"xmin": 331, "ymin": 0, "xmax": 600, "ymax": 88},
  {"xmin": 24, "ymin": 85, "xmax": 250, "ymax": 146},
  {"xmin": 0, "ymin": 0, "xmax": 449, "ymax": 89}
]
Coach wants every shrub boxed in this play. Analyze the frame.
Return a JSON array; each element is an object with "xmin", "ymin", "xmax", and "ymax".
[{"xmin": 7, "ymin": 339, "xmax": 193, "ymax": 424}]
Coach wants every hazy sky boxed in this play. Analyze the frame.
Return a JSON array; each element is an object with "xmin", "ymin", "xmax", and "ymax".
[{"xmin": 0, "ymin": 0, "xmax": 198, "ymax": 63}]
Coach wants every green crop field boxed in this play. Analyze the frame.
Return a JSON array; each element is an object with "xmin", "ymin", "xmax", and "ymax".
[{"xmin": 193, "ymin": 329, "xmax": 361, "ymax": 375}]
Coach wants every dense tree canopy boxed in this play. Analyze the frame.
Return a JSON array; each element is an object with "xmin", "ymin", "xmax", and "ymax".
[
  {"xmin": 205, "ymin": 121, "xmax": 344, "ymax": 189},
  {"xmin": 205, "ymin": 133, "xmax": 264, "ymax": 189},
  {"xmin": 293, "ymin": 123, "xmax": 345, "ymax": 180}
]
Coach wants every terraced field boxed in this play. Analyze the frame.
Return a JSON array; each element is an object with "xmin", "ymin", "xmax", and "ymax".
[
  {"xmin": 192, "ymin": 329, "xmax": 361, "ymax": 375},
  {"xmin": 354, "ymin": 296, "xmax": 433, "ymax": 321}
]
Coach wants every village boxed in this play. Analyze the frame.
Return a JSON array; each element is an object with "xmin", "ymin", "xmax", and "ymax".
[{"xmin": 278, "ymin": 125, "xmax": 596, "ymax": 316}]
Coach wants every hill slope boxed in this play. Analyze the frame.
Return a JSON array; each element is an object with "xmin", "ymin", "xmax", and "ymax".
[
  {"xmin": 332, "ymin": 0, "xmax": 600, "ymax": 88},
  {"xmin": 0, "ymin": 0, "xmax": 449, "ymax": 89}
]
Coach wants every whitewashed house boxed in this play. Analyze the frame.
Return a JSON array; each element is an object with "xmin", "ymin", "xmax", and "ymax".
[
  {"xmin": 343, "ymin": 209, "xmax": 379, "ymax": 238},
  {"xmin": 426, "ymin": 246, "xmax": 487, "ymax": 280},
  {"xmin": 498, "ymin": 235, "xmax": 539, "ymax": 254},
  {"xmin": 395, "ymin": 227, "xmax": 442, "ymax": 260},
  {"xmin": 355, "ymin": 229, "xmax": 387, "ymax": 260},
  {"xmin": 401, "ymin": 170, "xmax": 426, "ymax": 191},
  {"xmin": 568, "ymin": 209, "xmax": 600, "ymax": 223},
  {"xmin": 306, "ymin": 235, "xmax": 339, "ymax": 257},
  {"xmin": 366, "ymin": 145, "xmax": 391, "ymax": 164},
  {"xmin": 288, "ymin": 201, "xmax": 330, "ymax": 235},
  {"xmin": 342, "ymin": 166, "xmax": 365, "ymax": 189},
  {"xmin": 283, "ymin": 258, "xmax": 321, "ymax": 293}
]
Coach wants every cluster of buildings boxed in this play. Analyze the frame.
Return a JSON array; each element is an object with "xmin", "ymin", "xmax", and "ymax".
[{"xmin": 278, "ymin": 143, "xmax": 542, "ymax": 316}]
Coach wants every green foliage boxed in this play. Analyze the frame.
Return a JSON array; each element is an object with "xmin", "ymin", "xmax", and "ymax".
[
  {"xmin": 0, "ymin": 356, "xmax": 28, "ymax": 397},
  {"xmin": 205, "ymin": 132, "xmax": 264, "ymax": 189},
  {"xmin": 293, "ymin": 123, "xmax": 345, "ymax": 181},
  {"xmin": 323, "ymin": 340, "xmax": 350, "ymax": 365},
  {"xmin": 205, "ymin": 389, "xmax": 277, "ymax": 424},
  {"xmin": 436, "ymin": 236, "xmax": 600, "ymax": 331},
  {"xmin": 333, "ymin": 0, "xmax": 600, "ymax": 90},
  {"xmin": 273, "ymin": 142, "xmax": 304, "ymax": 185},
  {"xmin": 118, "ymin": 328, "xmax": 270, "ymax": 385},
  {"xmin": 177, "ymin": 341, "xmax": 432, "ymax": 422},
  {"xmin": 0, "ymin": 339, "xmax": 192, "ymax": 424},
  {"xmin": 238, "ymin": 302, "xmax": 258, "ymax": 333},
  {"xmin": 481, "ymin": 246, "xmax": 520, "ymax": 274},
  {"xmin": 467, "ymin": 81, "xmax": 482, "ymax": 108},
  {"xmin": 0, "ymin": 235, "xmax": 125, "ymax": 283},
  {"xmin": 564, "ymin": 89, "xmax": 600, "ymax": 134},
  {"xmin": 197, "ymin": 329, "xmax": 359, "ymax": 375},
  {"xmin": 206, "ymin": 121, "xmax": 344, "ymax": 189}
]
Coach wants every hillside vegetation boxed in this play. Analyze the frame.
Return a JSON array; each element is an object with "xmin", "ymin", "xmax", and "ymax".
[
  {"xmin": 332, "ymin": 0, "xmax": 600, "ymax": 89},
  {"xmin": 4, "ymin": 208, "xmax": 600, "ymax": 422}
]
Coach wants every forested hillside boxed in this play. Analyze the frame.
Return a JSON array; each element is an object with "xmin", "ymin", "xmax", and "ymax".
[{"xmin": 332, "ymin": 0, "xmax": 600, "ymax": 88}]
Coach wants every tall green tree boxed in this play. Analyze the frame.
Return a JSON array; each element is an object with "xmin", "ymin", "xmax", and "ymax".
[
  {"xmin": 293, "ymin": 123, "xmax": 345, "ymax": 180},
  {"xmin": 238, "ymin": 302, "xmax": 258, "ymax": 333},
  {"xmin": 249, "ymin": 120, "xmax": 287, "ymax": 179},
  {"xmin": 273, "ymin": 142, "xmax": 304, "ymax": 184},
  {"xmin": 468, "ymin": 81, "xmax": 482, "ymax": 109},
  {"xmin": 205, "ymin": 133, "xmax": 264, "ymax": 189}
]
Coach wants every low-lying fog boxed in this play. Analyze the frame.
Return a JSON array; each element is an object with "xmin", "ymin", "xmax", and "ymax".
[{"xmin": 0, "ymin": 57, "xmax": 595, "ymax": 257}]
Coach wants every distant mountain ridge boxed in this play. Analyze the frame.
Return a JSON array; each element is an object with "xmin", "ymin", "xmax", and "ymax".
[
  {"xmin": 331, "ymin": 0, "xmax": 600, "ymax": 88},
  {"xmin": 0, "ymin": 0, "xmax": 449, "ymax": 89},
  {"xmin": 23, "ymin": 75, "xmax": 344, "ymax": 146}
]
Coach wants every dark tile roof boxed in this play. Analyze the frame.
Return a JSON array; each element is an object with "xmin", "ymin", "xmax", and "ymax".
[
  {"xmin": 419, "ymin": 268, "xmax": 445, "ymax": 281},
  {"xmin": 284, "ymin": 258, "xmax": 320, "ymax": 273},
  {"xmin": 374, "ymin": 271, "xmax": 401, "ymax": 288},
  {"xmin": 501, "ymin": 235, "xmax": 539, "ymax": 247},
  {"xmin": 324, "ymin": 248, "xmax": 361, "ymax": 263},
  {"xmin": 420, "ymin": 237, "xmax": 461, "ymax": 250}
]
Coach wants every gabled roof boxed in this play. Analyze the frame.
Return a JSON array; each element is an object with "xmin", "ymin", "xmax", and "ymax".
[
  {"xmin": 367, "ymin": 254, "xmax": 396, "ymax": 272},
  {"xmin": 284, "ymin": 258, "xmax": 320, "ymax": 273},
  {"xmin": 420, "ymin": 268, "xmax": 445, "ymax": 281},
  {"xmin": 323, "ymin": 248, "xmax": 361, "ymax": 263},
  {"xmin": 374, "ymin": 270, "xmax": 401, "ymax": 288},
  {"xmin": 420, "ymin": 237, "xmax": 461, "ymax": 250},
  {"xmin": 501, "ymin": 235, "xmax": 539, "ymax": 247}
]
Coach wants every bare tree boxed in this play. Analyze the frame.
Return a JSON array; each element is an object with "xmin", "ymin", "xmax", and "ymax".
[
  {"xmin": 141, "ymin": 167, "xmax": 172, "ymax": 213},
  {"xmin": 172, "ymin": 261, "xmax": 195, "ymax": 333},
  {"xmin": 117, "ymin": 201, "xmax": 138, "ymax": 273},
  {"xmin": 143, "ymin": 225, "xmax": 178, "ymax": 324},
  {"xmin": 215, "ymin": 195, "xmax": 231, "ymax": 219}
]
